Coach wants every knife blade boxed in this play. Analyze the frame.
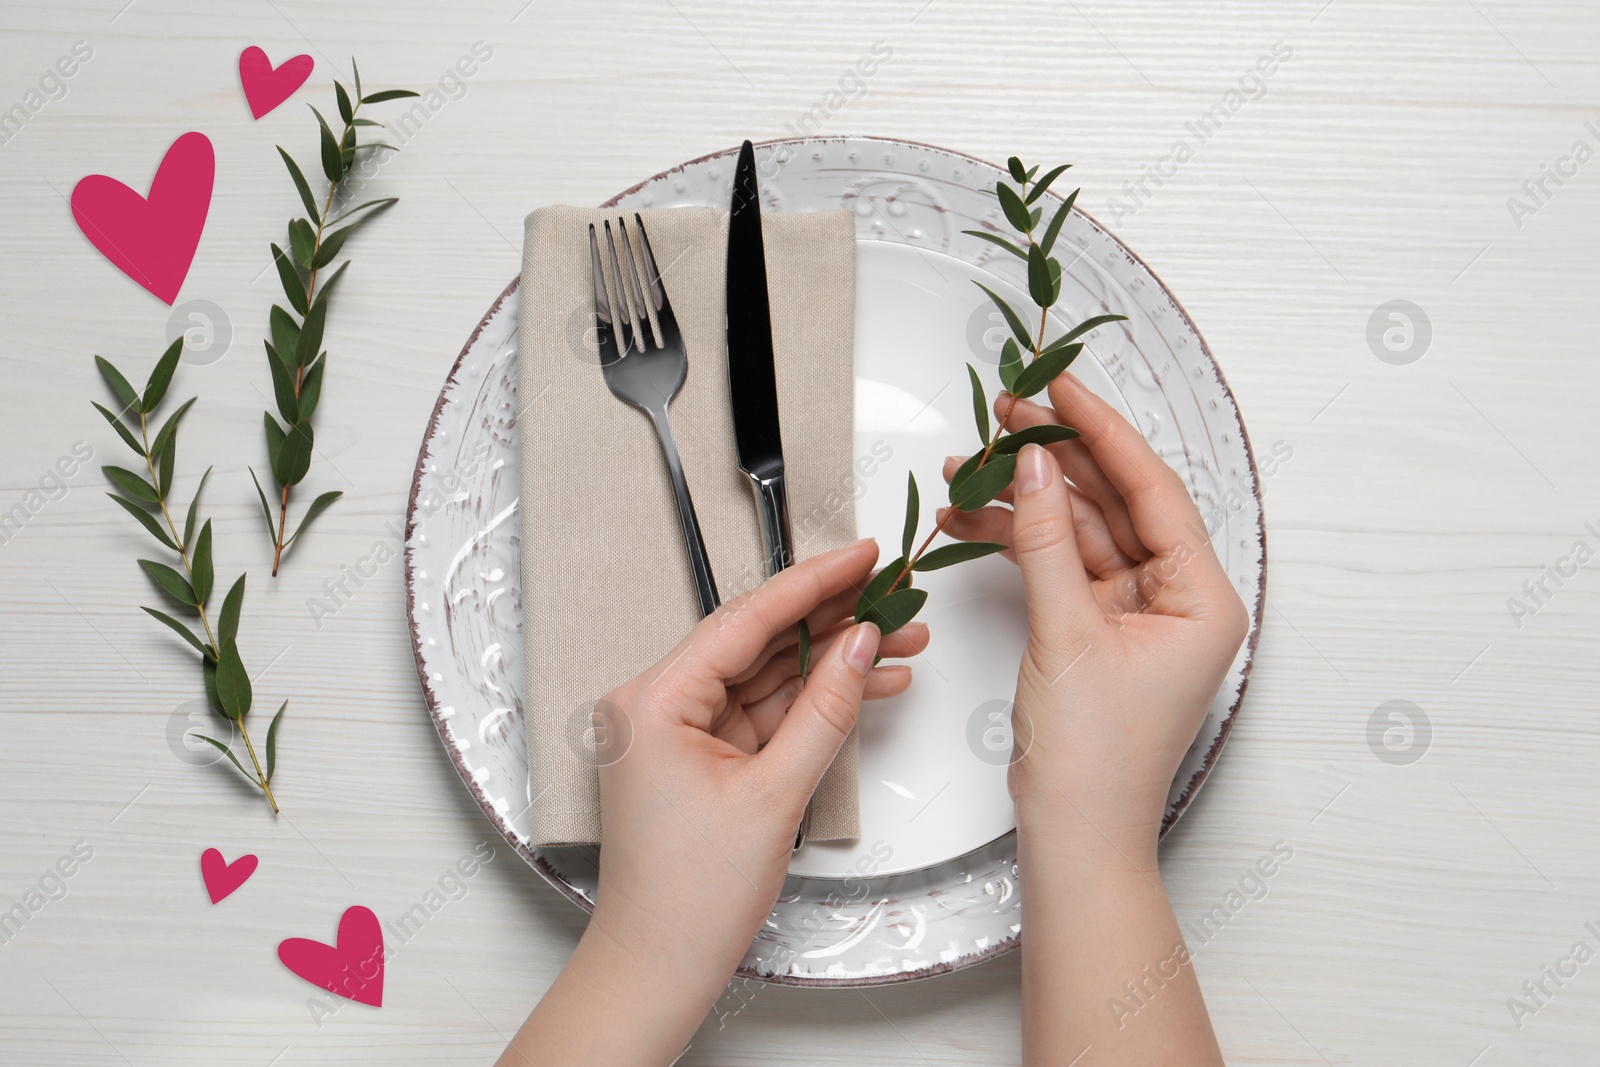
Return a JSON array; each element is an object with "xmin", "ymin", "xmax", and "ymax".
[{"xmin": 726, "ymin": 139, "xmax": 794, "ymax": 578}]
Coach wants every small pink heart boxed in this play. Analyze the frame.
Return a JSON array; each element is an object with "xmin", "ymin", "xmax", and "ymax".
[
  {"xmin": 277, "ymin": 906, "xmax": 385, "ymax": 1007},
  {"xmin": 200, "ymin": 847, "xmax": 258, "ymax": 904},
  {"xmin": 70, "ymin": 131, "xmax": 214, "ymax": 305},
  {"xmin": 238, "ymin": 46, "xmax": 313, "ymax": 119}
]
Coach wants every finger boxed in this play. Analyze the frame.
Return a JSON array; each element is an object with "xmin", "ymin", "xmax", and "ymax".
[
  {"xmin": 731, "ymin": 621, "xmax": 928, "ymax": 705},
  {"xmin": 742, "ymin": 662, "xmax": 913, "ymax": 744},
  {"xmin": 658, "ymin": 539, "xmax": 879, "ymax": 686},
  {"xmin": 758, "ymin": 622, "xmax": 880, "ymax": 794},
  {"xmin": 1010, "ymin": 444, "xmax": 1102, "ymax": 646},
  {"xmin": 938, "ymin": 470, "xmax": 1138, "ymax": 580},
  {"xmin": 935, "ymin": 505, "xmax": 1017, "ymax": 562},
  {"xmin": 995, "ymin": 392, "xmax": 1150, "ymax": 563},
  {"xmin": 726, "ymin": 585, "xmax": 866, "ymax": 687}
]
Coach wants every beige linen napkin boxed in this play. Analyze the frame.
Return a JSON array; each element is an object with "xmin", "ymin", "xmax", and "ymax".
[{"xmin": 518, "ymin": 205, "xmax": 860, "ymax": 848}]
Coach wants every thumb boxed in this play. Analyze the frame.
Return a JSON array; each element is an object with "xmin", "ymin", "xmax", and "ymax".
[
  {"xmin": 1011, "ymin": 444, "xmax": 1101, "ymax": 646},
  {"xmin": 759, "ymin": 622, "xmax": 880, "ymax": 798}
]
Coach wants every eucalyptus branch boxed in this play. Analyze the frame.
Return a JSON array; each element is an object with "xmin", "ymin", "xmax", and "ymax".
[
  {"xmin": 846, "ymin": 155, "xmax": 1128, "ymax": 644},
  {"xmin": 253, "ymin": 58, "xmax": 418, "ymax": 576},
  {"xmin": 92, "ymin": 341, "xmax": 285, "ymax": 813}
]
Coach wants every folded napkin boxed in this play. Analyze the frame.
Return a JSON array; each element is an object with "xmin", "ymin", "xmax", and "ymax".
[{"xmin": 517, "ymin": 205, "xmax": 860, "ymax": 848}]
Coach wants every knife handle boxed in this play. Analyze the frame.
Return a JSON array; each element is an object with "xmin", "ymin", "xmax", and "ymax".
[{"xmin": 749, "ymin": 471, "xmax": 794, "ymax": 578}]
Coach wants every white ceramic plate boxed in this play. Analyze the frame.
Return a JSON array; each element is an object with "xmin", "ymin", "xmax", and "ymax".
[{"xmin": 405, "ymin": 136, "xmax": 1266, "ymax": 984}]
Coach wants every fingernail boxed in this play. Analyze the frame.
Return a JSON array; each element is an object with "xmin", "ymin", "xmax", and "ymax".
[
  {"xmin": 935, "ymin": 506, "xmax": 950, "ymax": 523},
  {"xmin": 945, "ymin": 454, "xmax": 967, "ymax": 467},
  {"xmin": 1016, "ymin": 443, "xmax": 1051, "ymax": 495},
  {"xmin": 842, "ymin": 622, "xmax": 880, "ymax": 674}
]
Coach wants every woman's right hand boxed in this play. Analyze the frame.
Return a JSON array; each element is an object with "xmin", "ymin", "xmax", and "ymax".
[{"xmin": 941, "ymin": 370, "xmax": 1251, "ymax": 861}]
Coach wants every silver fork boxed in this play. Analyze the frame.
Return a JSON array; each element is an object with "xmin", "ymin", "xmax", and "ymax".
[{"xmin": 589, "ymin": 215, "xmax": 720, "ymax": 617}]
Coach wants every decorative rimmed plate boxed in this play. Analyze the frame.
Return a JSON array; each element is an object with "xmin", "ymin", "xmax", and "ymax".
[{"xmin": 405, "ymin": 136, "xmax": 1266, "ymax": 986}]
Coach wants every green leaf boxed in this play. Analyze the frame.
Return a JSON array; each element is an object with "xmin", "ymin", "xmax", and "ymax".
[
  {"xmin": 183, "ymin": 466, "xmax": 211, "ymax": 549},
  {"xmin": 913, "ymin": 541, "xmax": 1008, "ymax": 571},
  {"xmin": 855, "ymin": 557, "xmax": 910, "ymax": 622},
  {"xmin": 1025, "ymin": 164, "xmax": 1072, "ymax": 205},
  {"xmin": 796, "ymin": 621, "xmax": 811, "ymax": 682},
  {"xmin": 960, "ymin": 229, "xmax": 1027, "ymax": 260},
  {"xmin": 1028, "ymin": 244, "xmax": 1055, "ymax": 309},
  {"xmin": 996, "ymin": 182, "xmax": 1032, "ymax": 233},
  {"xmin": 156, "ymin": 432, "xmax": 175, "ymax": 496},
  {"xmin": 272, "ymin": 244, "xmax": 308, "ymax": 315},
  {"xmin": 1041, "ymin": 188, "xmax": 1077, "ymax": 256},
  {"xmin": 351, "ymin": 117, "xmax": 383, "ymax": 127},
  {"xmin": 990, "ymin": 424, "xmax": 1082, "ymax": 454},
  {"xmin": 274, "ymin": 420, "xmax": 314, "ymax": 486},
  {"xmin": 297, "ymin": 355, "xmax": 325, "ymax": 421},
  {"xmin": 214, "ymin": 639, "xmax": 252, "ymax": 720},
  {"xmin": 1007, "ymin": 156, "xmax": 1027, "ymax": 183},
  {"xmin": 339, "ymin": 126, "xmax": 355, "ymax": 170},
  {"xmin": 856, "ymin": 586, "xmax": 927, "ymax": 637},
  {"xmin": 316, "ymin": 261, "xmax": 351, "ymax": 303},
  {"xmin": 335, "ymin": 81, "xmax": 353, "ymax": 125},
  {"xmin": 148, "ymin": 396, "xmax": 196, "ymax": 460},
  {"xmin": 285, "ymin": 490, "xmax": 341, "ymax": 549},
  {"xmin": 998, "ymin": 338, "xmax": 1023, "ymax": 394},
  {"xmin": 1029, "ymin": 206, "xmax": 1042, "ymax": 229},
  {"xmin": 266, "ymin": 342, "xmax": 299, "ymax": 423},
  {"xmin": 353, "ymin": 142, "xmax": 398, "ymax": 153},
  {"xmin": 1011, "ymin": 343, "xmax": 1083, "ymax": 399},
  {"xmin": 269, "ymin": 305, "xmax": 301, "ymax": 363},
  {"xmin": 202, "ymin": 658, "xmax": 222, "ymax": 716},
  {"xmin": 950, "ymin": 453, "xmax": 1018, "ymax": 511},
  {"xmin": 351, "ymin": 56, "xmax": 362, "ymax": 98},
  {"xmin": 288, "ymin": 218, "xmax": 316, "ymax": 270},
  {"xmin": 91, "ymin": 401, "xmax": 144, "ymax": 454},
  {"xmin": 1048, "ymin": 257, "xmax": 1063, "ymax": 305},
  {"xmin": 312, "ymin": 104, "xmax": 344, "ymax": 183},
  {"xmin": 901, "ymin": 472, "xmax": 919, "ymax": 559},
  {"xmin": 249, "ymin": 468, "xmax": 278, "ymax": 543},
  {"xmin": 360, "ymin": 89, "xmax": 419, "ymax": 103},
  {"xmin": 142, "ymin": 337, "xmax": 184, "ymax": 411},
  {"xmin": 263, "ymin": 414, "xmax": 286, "ymax": 478},
  {"xmin": 312, "ymin": 223, "xmax": 355, "ymax": 268},
  {"xmin": 1025, "ymin": 164, "xmax": 1039, "ymax": 181},
  {"xmin": 295, "ymin": 290, "xmax": 328, "ymax": 368},
  {"xmin": 218, "ymin": 574, "xmax": 245, "ymax": 645},
  {"xmin": 278, "ymin": 146, "xmax": 319, "ymax": 219},
  {"xmin": 195, "ymin": 735, "xmax": 250, "ymax": 781},
  {"xmin": 327, "ymin": 197, "xmax": 397, "ymax": 226},
  {"xmin": 1046, "ymin": 313, "xmax": 1128, "ymax": 353},
  {"xmin": 266, "ymin": 701, "xmax": 286, "ymax": 782},
  {"xmin": 107, "ymin": 493, "xmax": 177, "ymax": 549},
  {"xmin": 967, "ymin": 364, "xmax": 989, "ymax": 441},
  {"xmin": 139, "ymin": 559, "xmax": 197, "ymax": 607},
  {"xmin": 95, "ymin": 356, "xmax": 141, "ymax": 413},
  {"xmin": 974, "ymin": 283, "xmax": 1032, "ymax": 351},
  {"xmin": 104, "ymin": 465, "xmax": 159, "ymax": 504},
  {"xmin": 142, "ymin": 606, "xmax": 213, "ymax": 660},
  {"xmin": 191, "ymin": 520, "xmax": 214, "ymax": 606}
]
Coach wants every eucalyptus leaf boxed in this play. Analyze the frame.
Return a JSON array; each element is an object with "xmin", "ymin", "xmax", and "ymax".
[
  {"xmin": 996, "ymin": 182, "xmax": 1032, "ymax": 233},
  {"xmin": 1025, "ymin": 164, "xmax": 1072, "ymax": 204},
  {"xmin": 218, "ymin": 574, "xmax": 245, "ymax": 645},
  {"xmin": 327, "ymin": 197, "xmax": 396, "ymax": 226},
  {"xmin": 202, "ymin": 657, "xmax": 223, "ymax": 716},
  {"xmin": 139, "ymin": 559, "xmax": 197, "ymax": 607},
  {"xmin": 142, "ymin": 337, "xmax": 184, "ymax": 411},
  {"xmin": 183, "ymin": 466, "xmax": 211, "ymax": 549},
  {"xmin": 266, "ymin": 701, "xmax": 286, "ymax": 782},
  {"xmin": 278, "ymin": 146, "xmax": 319, "ymax": 219},
  {"xmin": 149, "ymin": 396, "xmax": 196, "ymax": 460},
  {"xmin": 1044, "ymin": 313, "xmax": 1128, "ymax": 353},
  {"xmin": 1011, "ymin": 343, "xmax": 1083, "ymax": 399},
  {"xmin": 107, "ymin": 493, "xmax": 177, "ymax": 549},
  {"xmin": 1028, "ymin": 243, "xmax": 1055, "ymax": 309},
  {"xmin": 998, "ymin": 338, "xmax": 1023, "ymax": 394},
  {"xmin": 312, "ymin": 223, "xmax": 354, "ymax": 268},
  {"xmin": 351, "ymin": 117, "xmax": 382, "ymax": 127},
  {"xmin": 191, "ymin": 520, "xmax": 214, "ymax": 606},
  {"xmin": 103, "ymin": 465, "xmax": 159, "ymax": 504},
  {"xmin": 288, "ymin": 218, "xmax": 316, "ymax": 270},
  {"xmin": 214, "ymin": 639, "xmax": 252, "ymax": 720},
  {"xmin": 91, "ymin": 402, "xmax": 144, "ymax": 454},
  {"xmin": 249, "ymin": 468, "xmax": 278, "ymax": 543},
  {"xmin": 855, "ymin": 557, "xmax": 910, "ymax": 621},
  {"xmin": 142, "ymin": 606, "xmax": 212, "ymax": 660},
  {"xmin": 796, "ymin": 621, "xmax": 811, "ymax": 682},
  {"xmin": 967, "ymin": 364, "xmax": 989, "ymax": 441},
  {"xmin": 1007, "ymin": 156, "xmax": 1027, "ymax": 183},
  {"xmin": 960, "ymin": 229, "xmax": 1026, "ymax": 260},
  {"xmin": 269, "ymin": 305, "xmax": 301, "ymax": 363},
  {"xmin": 913, "ymin": 541, "xmax": 1008, "ymax": 571},
  {"xmin": 263, "ymin": 414, "xmax": 286, "ymax": 475},
  {"xmin": 285, "ymin": 490, "xmax": 341, "ymax": 549},
  {"xmin": 351, "ymin": 57, "xmax": 362, "ymax": 97},
  {"xmin": 950, "ymin": 452, "xmax": 1018, "ymax": 511},
  {"xmin": 156, "ymin": 432, "xmax": 175, "ymax": 497},
  {"xmin": 856, "ymin": 586, "xmax": 927, "ymax": 637},
  {"xmin": 335, "ymin": 81, "xmax": 353, "ymax": 124},
  {"xmin": 195, "ymin": 735, "xmax": 251, "ymax": 781},
  {"xmin": 989, "ymin": 424, "xmax": 1082, "ymax": 454},
  {"xmin": 901, "ymin": 471, "xmax": 919, "ymax": 559},
  {"xmin": 974, "ymin": 283, "xmax": 1032, "ymax": 351},
  {"xmin": 95, "ymin": 356, "xmax": 141, "ymax": 413},
  {"xmin": 274, "ymin": 420, "xmax": 314, "ymax": 486},
  {"xmin": 312, "ymin": 104, "xmax": 344, "ymax": 183},
  {"xmin": 271, "ymin": 244, "xmax": 308, "ymax": 315},
  {"xmin": 1041, "ymin": 188, "xmax": 1077, "ymax": 256},
  {"xmin": 295, "ymin": 291, "xmax": 327, "ymax": 368},
  {"xmin": 297, "ymin": 355, "xmax": 325, "ymax": 421},
  {"xmin": 316, "ymin": 261, "xmax": 351, "ymax": 303},
  {"xmin": 359, "ymin": 89, "xmax": 419, "ymax": 103},
  {"xmin": 266, "ymin": 342, "xmax": 299, "ymax": 423}
]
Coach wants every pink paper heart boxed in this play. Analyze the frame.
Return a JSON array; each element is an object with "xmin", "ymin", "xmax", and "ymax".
[
  {"xmin": 70, "ymin": 131, "xmax": 213, "ymax": 305},
  {"xmin": 238, "ymin": 46, "xmax": 313, "ymax": 119},
  {"xmin": 277, "ymin": 906, "xmax": 385, "ymax": 1007},
  {"xmin": 200, "ymin": 847, "xmax": 258, "ymax": 904}
]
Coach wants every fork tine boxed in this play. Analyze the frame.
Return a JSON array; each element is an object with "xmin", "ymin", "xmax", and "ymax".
[
  {"xmin": 632, "ymin": 213, "xmax": 673, "ymax": 322},
  {"xmin": 602, "ymin": 219, "xmax": 635, "ymax": 357},
  {"xmin": 588, "ymin": 224, "xmax": 620, "ymax": 367},
  {"xmin": 616, "ymin": 216, "xmax": 658, "ymax": 350}
]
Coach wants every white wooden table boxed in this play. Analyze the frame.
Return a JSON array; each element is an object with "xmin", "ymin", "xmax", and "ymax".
[{"xmin": 3, "ymin": 0, "xmax": 1597, "ymax": 1062}]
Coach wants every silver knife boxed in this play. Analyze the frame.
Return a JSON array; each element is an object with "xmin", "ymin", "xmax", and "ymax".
[{"xmin": 725, "ymin": 139, "xmax": 809, "ymax": 849}]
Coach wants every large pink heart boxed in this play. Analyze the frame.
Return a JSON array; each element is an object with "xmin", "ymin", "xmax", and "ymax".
[
  {"xmin": 238, "ymin": 46, "xmax": 313, "ymax": 120},
  {"xmin": 199, "ymin": 848, "xmax": 258, "ymax": 904},
  {"xmin": 277, "ymin": 906, "xmax": 385, "ymax": 1007},
  {"xmin": 70, "ymin": 131, "xmax": 213, "ymax": 305}
]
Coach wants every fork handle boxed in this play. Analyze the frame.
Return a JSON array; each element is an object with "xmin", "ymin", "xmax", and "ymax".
[{"xmin": 648, "ymin": 408, "xmax": 720, "ymax": 617}]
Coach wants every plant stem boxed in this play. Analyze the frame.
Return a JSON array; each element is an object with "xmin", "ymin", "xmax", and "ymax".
[
  {"xmin": 139, "ymin": 414, "xmax": 279, "ymax": 813},
  {"xmin": 271, "ymin": 102, "xmax": 361, "ymax": 577}
]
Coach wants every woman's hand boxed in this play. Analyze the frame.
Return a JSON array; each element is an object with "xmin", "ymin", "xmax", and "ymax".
[
  {"xmin": 500, "ymin": 537, "xmax": 926, "ymax": 1067},
  {"xmin": 942, "ymin": 371, "xmax": 1246, "ymax": 1066}
]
